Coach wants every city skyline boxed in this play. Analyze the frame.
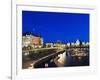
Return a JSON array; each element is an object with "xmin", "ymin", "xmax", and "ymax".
[{"xmin": 22, "ymin": 11, "xmax": 89, "ymax": 43}]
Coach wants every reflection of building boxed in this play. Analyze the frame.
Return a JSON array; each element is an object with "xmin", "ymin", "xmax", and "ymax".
[{"xmin": 22, "ymin": 32, "xmax": 43, "ymax": 48}]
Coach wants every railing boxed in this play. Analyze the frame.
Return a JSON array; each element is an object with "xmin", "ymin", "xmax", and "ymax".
[
  {"xmin": 22, "ymin": 47, "xmax": 58, "ymax": 53},
  {"xmin": 33, "ymin": 50, "xmax": 65, "ymax": 68}
]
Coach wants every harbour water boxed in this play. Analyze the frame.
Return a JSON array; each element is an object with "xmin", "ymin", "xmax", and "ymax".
[{"xmin": 34, "ymin": 51, "xmax": 89, "ymax": 68}]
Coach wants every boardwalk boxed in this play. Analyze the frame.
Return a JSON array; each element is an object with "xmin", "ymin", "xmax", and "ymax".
[{"xmin": 33, "ymin": 50, "xmax": 65, "ymax": 68}]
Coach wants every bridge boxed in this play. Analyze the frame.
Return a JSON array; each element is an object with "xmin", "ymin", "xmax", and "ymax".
[{"xmin": 32, "ymin": 50, "xmax": 65, "ymax": 68}]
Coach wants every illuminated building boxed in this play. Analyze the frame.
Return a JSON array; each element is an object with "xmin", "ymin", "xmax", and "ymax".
[{"xmin": 22, "ymin": 32, "xmax": 43, "ymax": 48}]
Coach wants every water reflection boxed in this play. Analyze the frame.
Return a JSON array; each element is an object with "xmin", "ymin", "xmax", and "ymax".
[
  {"xmin": 33, "ymin": 48, "xmax": 89, "ymax": 68},
  {"xmin": 57, "ymin": 51, "xmax": 89, "ymax": 67}
]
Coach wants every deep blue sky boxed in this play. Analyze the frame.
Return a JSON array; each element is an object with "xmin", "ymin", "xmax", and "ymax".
[{"xmin": 22, "ymin": 11, "xmax": 89, "ymax": 43}]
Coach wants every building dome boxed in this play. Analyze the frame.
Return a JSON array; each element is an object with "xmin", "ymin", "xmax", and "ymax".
[{"xmin": 76, "ymin": 39, "xmax": 80, "ymax": 46}]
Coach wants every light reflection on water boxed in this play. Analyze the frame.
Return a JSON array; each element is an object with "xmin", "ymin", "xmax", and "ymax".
[
  {"xmin": 34, "ymin": 51, "xmax": 89, "ymax": 68},
  {"xmin": 60, "ymin": 51, "xmax": 89, "ymax": 67}
]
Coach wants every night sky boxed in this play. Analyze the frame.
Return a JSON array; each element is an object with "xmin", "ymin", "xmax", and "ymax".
[{"xmin": 22, "ymin": 11, "xmax": 89, "ymax": 43}]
